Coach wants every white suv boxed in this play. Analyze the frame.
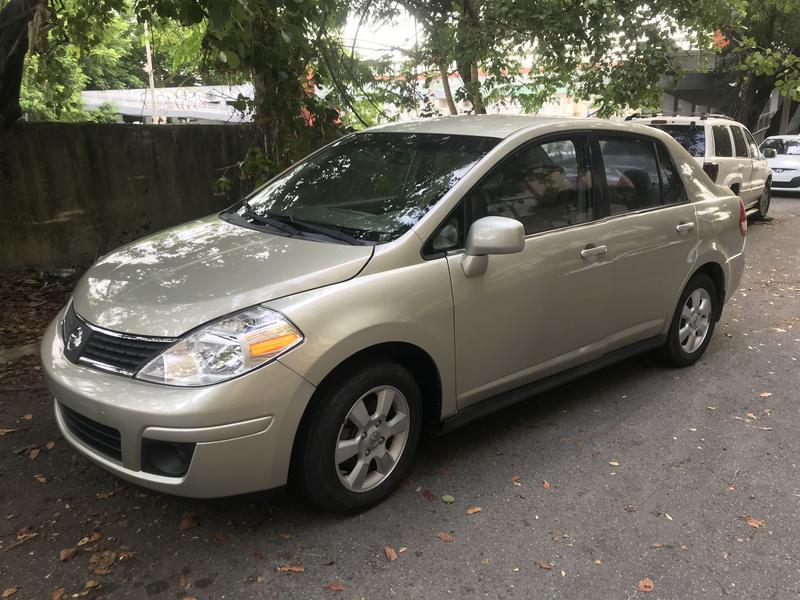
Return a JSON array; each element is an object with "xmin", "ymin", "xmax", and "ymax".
[{"xmin": 629, "ymin": 114, "xmax": 772, "ymax": 219}]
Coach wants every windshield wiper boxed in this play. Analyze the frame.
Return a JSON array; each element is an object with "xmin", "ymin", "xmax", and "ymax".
[
  {"xmin": 266, "ymin": 214, "xmax": 364, "ymax": 245},
  {"xmin": 238, "ymin": 201, "xmax": 301, "ymax": 236}
]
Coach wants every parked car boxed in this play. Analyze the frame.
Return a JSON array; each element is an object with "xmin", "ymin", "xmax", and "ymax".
[
  {"xmin": 42, "ymin": 116, "xmax": 746, "ymax": 513},
  {"xmin": 760, "ymin": 135, "xmax": 800, "ymax": 191},
  {"xmin": 628, "ymin": 114, "xmax": 772, "ymax": 219}
]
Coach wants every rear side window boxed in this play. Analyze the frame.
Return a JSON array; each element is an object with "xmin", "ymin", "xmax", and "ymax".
[
  {"xmin": 656, "ymin": 144, "xmax": 687, "ymax": 205},
  {"xmin": 712, "ymin": 125, "xmax": 733, "ymax": 157},
  {"xmin": 650, "ymin": 124, "xmax": 705, "ymax": 157},
  {"xmin": 731, "ymin": 126, "xmax": 748, "ymax": 157},
  {"xmin": 599, "ymin": 137, "xmax": 662, "ymax": 215}
]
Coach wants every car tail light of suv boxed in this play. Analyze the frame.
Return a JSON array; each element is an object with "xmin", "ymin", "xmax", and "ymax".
[
  {"xmin": 703, "ymin": 162, "xmax": 720, "ymax": 182},
  {"xmin": 739, "ymin": 198, "xmax": 747, "ymax": 237}
]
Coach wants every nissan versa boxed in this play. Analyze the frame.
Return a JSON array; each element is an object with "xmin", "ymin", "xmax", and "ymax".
[{"xmin": 42, "ymin": 115, "xmax": 746, "ymax": 513}]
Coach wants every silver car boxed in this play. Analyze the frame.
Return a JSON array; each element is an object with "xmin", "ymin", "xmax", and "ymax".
[{"xmin": 42, "ymin": 116, "xmax": 746, "ymax": 512}]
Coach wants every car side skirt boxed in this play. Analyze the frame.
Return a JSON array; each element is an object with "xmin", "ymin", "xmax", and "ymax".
[{"xmin": 439, "ymin": 334, "xmax": 667, "ymax": 434}]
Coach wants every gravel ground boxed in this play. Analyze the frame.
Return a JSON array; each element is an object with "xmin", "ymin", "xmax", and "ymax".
[{"xmin": 1, "ymin": 195, "xmax": 799, "ymax": 600}]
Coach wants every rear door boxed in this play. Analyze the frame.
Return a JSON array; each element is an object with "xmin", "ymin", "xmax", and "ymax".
[
  {"xmin": 594, "ymin": 134, "xmax": 698, "ymax": 351},
  {"xmin": 730, "ymin": 125, "xmax": 755, "ymax": 203},
  {"xmin": 711, "ymin": 124, "xmax": 742, "ymax": 194},
  {"xmin": 743, "ymin": 128, "xmax": 771, "ymax": 205}
]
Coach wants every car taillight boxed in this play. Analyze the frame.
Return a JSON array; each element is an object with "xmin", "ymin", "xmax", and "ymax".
[
  {"xmin": 703, "ymin": 162, "xmax": 720, "ymax": 183},
  {"xmin": 739, "ymin": 198, "xmax": 747, "ymax": 237}
]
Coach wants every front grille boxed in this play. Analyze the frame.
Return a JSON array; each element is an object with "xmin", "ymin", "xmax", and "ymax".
[
  {"xmin": 62, "ymin": 304, "xmax": 174, "ymax": 376},
  {"xmin": 61, "ymin": 404, "xmax": 122, "ymax": 461}
]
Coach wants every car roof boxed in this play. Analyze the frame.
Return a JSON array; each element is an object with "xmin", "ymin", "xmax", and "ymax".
[
  {"xmin": 764, "ymin": 134, "xmax": 800, "ymax": 140},
  {"xmin": 367, "ymin": 115, "xmax": 571, "ymax": 139},
  {"xmin": 627, "ymin": 115, "xmax": 745, "ymax": 128}
]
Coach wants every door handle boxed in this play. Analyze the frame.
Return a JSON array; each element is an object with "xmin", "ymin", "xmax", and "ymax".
[
  {"xmin": 676, "ymin": 221, "xmax": 696, "ymax": 234},
  {"xmin": 580, "ymin": 244, "xmax": 607, "ymax": 258}
]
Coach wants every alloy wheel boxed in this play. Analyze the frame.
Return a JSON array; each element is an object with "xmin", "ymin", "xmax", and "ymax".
[
  {"xmin": 335, "ymin": 386, "xmax": 411, "ymax": 493},
  {"xmin": 678, "ymin": 288, "xmax": 712, "ymax": 353}
]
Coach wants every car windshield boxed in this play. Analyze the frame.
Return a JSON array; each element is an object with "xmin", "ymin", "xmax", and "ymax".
[
  {"xmin": 649, "ymin": 124, "xmax": 705, "ymax": 157},
  {"xmin": 231, "ymin": 132, "xmax": 499, "ymax": 244},
  {"xmin": 762, "ymin": 138, "xmax": 800, "ymax": 155}
]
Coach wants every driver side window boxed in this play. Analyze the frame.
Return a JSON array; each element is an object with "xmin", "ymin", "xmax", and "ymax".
[{"xmin": 465, "ymin": 137, "xmax": 594, "ymax": 235}]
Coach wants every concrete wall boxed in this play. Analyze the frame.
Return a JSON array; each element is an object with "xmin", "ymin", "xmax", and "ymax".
[{"xmin": 0, "ymin": 122, "xmax": 255, "ymax": 269}]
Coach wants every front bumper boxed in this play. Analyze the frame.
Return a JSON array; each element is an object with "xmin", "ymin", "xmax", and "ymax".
[
  {"xmin": 771, "ymin": 175, "xmax": 800, "ymax": 189},
  {"xmin": 41, "ymin": 308, "xmax": 316, "ymax": 498}
]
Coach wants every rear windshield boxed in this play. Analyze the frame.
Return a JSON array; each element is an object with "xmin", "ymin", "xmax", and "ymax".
[
  {"xmin": 648, "ymin": 124, "xmax": 705, "ymax": 157},
  {"xmin": 762, "ymin": 138, "xmax": 800, "ymax": 155}
]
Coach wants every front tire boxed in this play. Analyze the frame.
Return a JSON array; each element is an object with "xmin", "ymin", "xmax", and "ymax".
[
  {"xmin": 754, "ymin": 184, "xmax": 771, "ymax": 220},
  {"xmin": 293, "ymin": 361, "xmax": 422, "ymax": 513},
  {"xmin": 662, "ymin": 273, "xmax": 718, "ymax": 367}
]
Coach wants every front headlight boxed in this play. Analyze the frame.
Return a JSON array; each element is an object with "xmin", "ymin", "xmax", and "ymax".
[{"xmin": 136, "ymin": 306, "xmax": 303, "ymax": 386}]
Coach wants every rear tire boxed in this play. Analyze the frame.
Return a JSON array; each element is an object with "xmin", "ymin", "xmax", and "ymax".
[
  {"xmin": 293, "ymin": 361, "xmax": 422, "ymax": 513},
  {"xmin": 754, "ymin": 184, "xmax": 771, "ymax": 220},
  {"xmin": 662, "ymin": 273, "xmax": 718, "ymax": 367}
]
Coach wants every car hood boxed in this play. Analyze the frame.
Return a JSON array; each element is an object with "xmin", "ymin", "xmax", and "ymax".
[
  {"xmin": 72, "ymin": 215, "xmax": 374, "ymax": 337},
  {"xmin": 767, "ymin": 156, "xmax": 800, "ymax": 171}
]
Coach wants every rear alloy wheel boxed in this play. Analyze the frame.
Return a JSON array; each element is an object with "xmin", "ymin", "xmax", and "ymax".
[
  {"xmin": 662, "ymin": 273, "xmax": 718, "ymax": 367},
  {"xmin": 294, "ymin": 362, "xmax": 422, "ymax": 513},
  {"xmin": 754, "ymin": 184, "xmax": 771, "ymax": 220}
]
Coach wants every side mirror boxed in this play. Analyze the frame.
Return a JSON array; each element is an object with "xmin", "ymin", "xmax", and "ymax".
[
  {"xmin": 762, "ymin": 147, "xmax": 777, "ymax": 159},
  {"xmin": 462, "ymin": 216, "xmax": 525, "ymax": 277}
]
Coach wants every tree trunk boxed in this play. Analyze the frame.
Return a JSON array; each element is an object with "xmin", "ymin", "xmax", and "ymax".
[
  {"xmin": 439, "ymin": 62, "xmax": 457, "ymax": 115},
  {"xmin": 0, "ymin": 0, "xmax": 41, "ymax": 132}
]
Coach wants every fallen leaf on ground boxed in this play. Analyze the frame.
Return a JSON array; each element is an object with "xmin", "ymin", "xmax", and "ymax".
[
  {"xmin": 384, "ymin": 546, "xmax": 398, "ymax": 561},
  {"xmin": 279, "ymin": 532, "xmax": 293, "ymax": 540},
  {"xmin": 665, "ymin": 513, "xmax": 673, "ymax": 521},
  {"xmin": 743, "ymin": 515, "xmax": 765, "ymax": 528},
  {"xmin": 0, "ymin": 429, "xmax": 16, "ymax": 436},
  {"xmin": 534, "ymin": 560, "xmax": 553, "ymax": 570},
  {"xmin": 543, "ymin": 480, "xmax": 551, "ymax": 489},
  {"xmin": 745, "ymin": 412, "xmax": 758, "ymax": 420},
  {"xmin": 46, "ymin": 441, "xmax": 56, "ymax": 450},
  {"xmin": 51, "ymin": 587, "xmax": 65, "ymax": 600},
  {"xmin": 34, "ymin": 474, "xmax": 47, "ymax": 484},
  {"xmin": 95, "ymin": 490, "xmax": 114, "ymax": 499},
  {"xmin": 638, "ymin": 577, "xmax": 654, "ymax": 592},
  {"xmin": 276, "ymin": 565, "xmax": 304, "ymax": 573},
  {"xmin": 442, "ymin": 494, "xmax": 455, "ymax": 504},
  {"xmin": 324, "ymin": 581, "xmax": 345, "ymax": 592},
  {"xmin": 466, "ymin": 506, "xmax": 482, "ymax": 515},
  {"xmin": 16, "ymin": 526, "xmax": 36, "ymax": 541},
  {"xmin": 593, "ymin": 559, "xmax": 602, "ymax": 565},
  {"xmin": 179, "ymin": 575, "xmax": 189, "ymax": 589},
  {"xmin": 59, "ymin": 547, "xmax": 77, "ymax": 562},
  {"xmin": 399, "ymin": 547, "xmax": 407, "ymax": 553},
  {"xmin": 29, "ymin": 448, "xmax": 40, "ymax": 460},
  {"xmin": 212, "ymin": 531, "xmax": 229, "ymax": 544},
  {"xmin": 511, "ymin": 475, "xmax": 522, "ymax": 486},
  {"xmin": 2, "ymin": 588, "xmax": 17, "ymax": 598},
  {"xmin": 23, "ymin": 414, "xmax": 32, "ymax": 421},
  {"xmin": 179, "ymin": 512, "xmax": 200, "ymax": 530},
  {"xmin": 84, "ymin": 581, "xmax": 99, "ymax": 590},
  {"xmin": 89, "ymin": 551, "xmax": 117, "ymax": 575},
  {"xmin": 436, "ymin": 532, "xmax": 454, "ymax": 542},
  {"xmin": 608, "ymin": 460, "xmax": 620, "ymax": 467},
  {"xmin": 420, "ymin": 489, "xmax": 437, "ymax": 502},
  {"xmin": 759, "ymin": 392, "xmax": 772, "ymax": 398},
  {"xmin": 117, "ymin": 551, "xmax": 135, "ymax": 561}
]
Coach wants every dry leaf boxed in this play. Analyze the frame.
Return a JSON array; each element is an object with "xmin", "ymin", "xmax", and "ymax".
[
  {"xmin": 466, "ymin": 506, "xmax": 482, "ymax": 515},
  {"xmin": 276, "ymin": 565, "xmax": 304, "ymax": 573},
  {"xmin": 0, "ymin": 429, "xmax": 17, "ymax": 436},
  {"xmin": 52, "ymin": 587, "xmax": 66, "ymax": 600},
  {"xmin": 2, "ymin": 588, "xmax": 17, "ymax": 598},
  {"xmin": 212, "ymin": 531, "xmax": 229, "ymax": 544},
  {"xmin": 46, "ymin": 441, "xmax": 56, "ymax": 450},
  {"xmin": 89, "ymin": 551, "xmax": 117, "ymax": 575},
  {"xmin": 23, "ymin": 414, "xmax": 32, "ymax": 421},
  {"xmin": 436, "ymin": 532, "xmax": 454, "ymax": 542},
  {"xmin": 179, "ymin": 512, "xmax": 200, "ymax": 530},
  {"xmin": 117, "ymin": 551, "xmax": 135, "ymax": 561},
  {"xmin": 744, "ymin": 515, "xmax": 765, "ymax": 528},
  {"xmin": 534, "ymin": 560, "xmax": 553, "ymax": 570},
  {"xmin": 593, "ymin": 559, "xmax": 602, "ymax": 565},
  {"xmin": 84, "ymin": 581, "xmax": 99, "ymax": 589},
  {"xmin": 745, "ymin": 412, "xmax": 758, "ymax": 420},
  {"xmin": 608, "ymin": 460, "xmax": 620, "ymax": 467},
  {"xmin": 34, "ymin": 474, "xmax": 47, "ymax": 483},
  {"xmin": 441, "ymin": 494, "xmax": 455, "ymax": 504},
  {"xmin": 179, "ymin": 575, "xmax": 189, "ymax": 589},
  {"xmin": 759, "ymin": 392, "xmax": 772, "ymax": 398},
  {"xmin": 542, "ymin": 480, "xmax": 551, "ymax": 490},
  {"xmin": 279, "ymin": 532, "xmax": 293, "ymax": 540},
  {"xmin": 638, "ymin": 577, "xmax": 654, "ymax": 592},
  {"xmin": 384, "ymin": 546, "xmax": 398, "ymax": 561},
  {"xmin": 665, "ymin": 513, "xmax": 673, "ymax": 521},
  {"xmin": 324, "ymin": 581, "xmax": 345, "ymax": 592},
  {"xmin": 28, "ymin": 448, "xmax": 40, "ymax": 460},
  {"xmin": 59, "ymin": 547, "xmax": 77, "ymax": 562},
  {"xmin": 95, "ymin": 490, "xmax": 114, "ymax": 499},
  {"xmin": 420, "ymin": 489, "xmax": 437, "ymax": 502},
  {"xmin": 511, "ymin": 475, "xmax": 522, "ymax": 486}
]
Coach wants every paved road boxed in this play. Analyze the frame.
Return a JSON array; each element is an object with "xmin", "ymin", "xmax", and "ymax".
[{"xmin": 1, "ymin": 196, "xmax": 799, "ymax": 600}]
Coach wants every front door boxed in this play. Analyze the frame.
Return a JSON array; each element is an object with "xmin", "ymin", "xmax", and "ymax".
[{"xmin": 443, "ymin": 136, "xmax": 611, "ymax": 408}]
